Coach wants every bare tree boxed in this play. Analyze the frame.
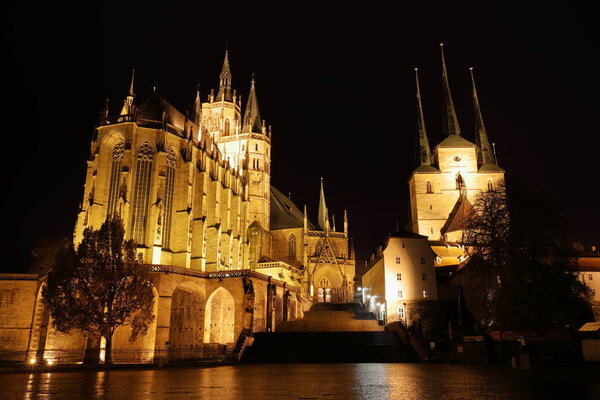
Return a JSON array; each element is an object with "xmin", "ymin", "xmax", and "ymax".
[
  {"xmin": 43, "ymin": 216, "xmax": 155, "ymax": 364},
  {"xmin": 460, "ymin": 181, "xmax": 592, "ymax": 330}
]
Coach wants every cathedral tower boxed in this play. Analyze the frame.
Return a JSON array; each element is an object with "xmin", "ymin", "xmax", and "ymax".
[
  {"xmin": 203, "ymin": 52, "xmax": 272, "ymax": 232},
  {"xmin": 408, "ymin": 44, "xmax": 504, "ymax": 243}
]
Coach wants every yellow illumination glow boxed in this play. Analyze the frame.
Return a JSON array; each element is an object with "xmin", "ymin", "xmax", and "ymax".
[{"xmin": 28, "ymin": 358, "xmax": 37, "ymax": 365}]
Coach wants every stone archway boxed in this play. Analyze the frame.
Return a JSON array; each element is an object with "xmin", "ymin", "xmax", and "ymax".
[
  {"xmin": 313, "ymin": 264, "xmax": 344, "ymax": 303},
  {"xmin": 203, "ymin": 287, "xmax": 235, "ymax": 344},
  {"xmin": 169, "ymin": 282, "xmax": 204, "ymax": 359}
]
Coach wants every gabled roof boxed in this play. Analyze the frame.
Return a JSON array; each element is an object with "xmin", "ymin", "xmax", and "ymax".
[
  {"xmin": 413, "ymin": 164, "xmax": 441, "ymax": 174},
  {"xmin": 270, "ymin": 186, "xmax": 315, "ymax": 230},
  {"xmin": 441, "ymin": 196, "xmax": 478, "ymax": 235}
]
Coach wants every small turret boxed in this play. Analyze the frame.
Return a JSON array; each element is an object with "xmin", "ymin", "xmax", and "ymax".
[{"xmin": 344, "ymin": 209, "xmax": 348, "ymax": 236}]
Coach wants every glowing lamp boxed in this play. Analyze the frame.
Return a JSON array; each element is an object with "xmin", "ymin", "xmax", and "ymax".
[{"xmin": 28, "ymin": 358, "xmax": 36, "ymax": 365}]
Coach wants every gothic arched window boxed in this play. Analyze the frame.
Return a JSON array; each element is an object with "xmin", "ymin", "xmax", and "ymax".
[
  {"xmin": 426, "ymin": 181, "xmax": 433, "ymax": 193},
  {"xmin": 163, "ymin": 149, "xmax": 177, "ymax": 249},
  {"xmin": 224, "ymin": 119, "xmax": 231, "ymax": 136},
  {"xmin": 288, "ymin": 234, "xmax": 296, "ymax": 257},
  {"xmin": 488, "ymin": 179, "xmax": 494, "ymax": 192},
  {"xmin": 131, "ymin": 142, "xmax": 154, "ymax": 245},
  {"xmin": 106, "ymin": 142, "xmax": 124, "ymax": 217}
]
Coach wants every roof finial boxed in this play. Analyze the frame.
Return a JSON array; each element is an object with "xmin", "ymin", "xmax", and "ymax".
[
  {"xmin": 415, "ymin": 67, "xmax": 432, "ymax": 166},
  {"xmin": 440, "ymin": 43, "xmax": 461, "ymax": 137},
  {"xmin": 216, "ymin": 49, "xmax": 233, "ymax": 101},
  {"xmin": 470, "ymin": 67, "xmax": 496, "ymax": 165},
  {"xmin": 192, "ymin": 82, "xmax": 202, "ymax": 126}
]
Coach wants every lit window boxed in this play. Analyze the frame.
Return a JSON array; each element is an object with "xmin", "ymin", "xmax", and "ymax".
[
  {"xmin": 422, "ymin": 290, "xmax": 428, "ymax": 298},
  {"xmin": 106, "ymin": 142, "xmax": 124, "ymax": 218},
  {"xmin": 288, "ymin": 234, "xmax": 296, "ymax": 257},
  {"xmin": 396, "ymin": 273, "xmax": 402, "ymax": 281},
  {"xmin": 396, "ymin": 256, "xmax": 401, "ymax": 264},
  {"xmin": 421, "ymin": 257, "xmax": 426, "ymax": 264},
  {"xmin": 162, "ymin": 149, "xmax": 177, "ymax": 249},
  {"xmin": 131, "ymin": 143, "xmax": 154, "ymax": 245},
  {"xmin": 422, "ymin": 273, "xmax": 427, "ymax": 281}
]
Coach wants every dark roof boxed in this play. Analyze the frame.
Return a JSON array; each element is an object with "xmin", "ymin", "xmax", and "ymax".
[
  {"xmin": 270, "ymin": 186, "xmax": 315, "ymax": 230},
  {"xmin": 413, "ymin": 164, "xmax": 441, "ymax": 174},
  {"xmin": 478, "ymin": 163, "xmax": 505, "ymax": 173},
  {"xmin": 136, "ymin": 92, "xmax": 187, "ymax": 131},
  {"xmin": 441, "ymin": 196, "xmax": 478, "ymax": 235}
]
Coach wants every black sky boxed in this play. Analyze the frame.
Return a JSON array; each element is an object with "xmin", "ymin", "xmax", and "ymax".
[{"xmin": 6, "ymin": 1, "xmax": 600, "ymax": 274}]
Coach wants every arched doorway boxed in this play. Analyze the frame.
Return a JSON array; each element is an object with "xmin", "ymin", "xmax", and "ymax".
[{"xmin": 203, "ymin": 287, "xmax": 235, "ymax": 344}]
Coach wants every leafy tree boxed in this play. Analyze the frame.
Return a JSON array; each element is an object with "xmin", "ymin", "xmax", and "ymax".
[
  {"xmin": 461, "ymin": 181, "xmax": 592, "ymax": 331},
  {"xmin": 30, "ymin": 237, "xmax": 71, "ymax": 275},
  {"xmin": 43, "ymin": 216, "xmax": 155, "ymax": 364}
]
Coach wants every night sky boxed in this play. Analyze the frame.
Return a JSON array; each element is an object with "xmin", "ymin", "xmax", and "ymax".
[{"xmin": 6, "ymin": 1, "xmax": 599, "ymax": 274}]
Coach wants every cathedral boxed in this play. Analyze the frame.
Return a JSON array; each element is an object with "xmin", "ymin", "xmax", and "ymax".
[{"xmin": 74, "ymin": 50, "xmax": 355, "ymax": 304}]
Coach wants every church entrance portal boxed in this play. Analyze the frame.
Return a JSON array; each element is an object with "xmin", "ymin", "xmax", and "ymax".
[{"xmin": 203, "ymin": 287, "xmax": 235, "ymax": 344}]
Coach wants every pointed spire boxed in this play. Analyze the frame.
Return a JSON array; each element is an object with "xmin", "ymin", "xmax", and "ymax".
[
  {"xmin": 470, "ymin": 67, "xmax": 495, "ymax": 165},
  {"xmin": 318, "ymin": 177, "xmax": 330, "ymax": 231},
  {"xmin": 100, "ymin": 98, "xmax": 109, "ymax": 125},
  {"xmin": 242, "ymin": 75, "xmax": 262, "ymax": 133},
  {"xmin": 215, "ymin": 50, "xmax": 233, "ymax": 102},
  {"xmin": 303, "ymin": 205, "xmax": 308, "ymax": 232},
  {"xmin": 128, "ymin": 68, "xmax": 135, "ymax": 97},
  {"xmin": 440, "ymin": 43, "xmax": 461, "ymax": 137},
  {"xmin": 192, "ymin": 83, "xmax": 202, "ymax": 125},
  {"xmin": 120, "ymin": 69, "xmax": 135, "ymax": 116},
  {"xmin": 344, "ymin": 209, "xmax": 348, "ymax": 236},
  {"xmin": 332, "ymin": 213, "xmax": 337, "ymax": 232},
  {"xmin": 415, "ymin": 68, "xmax": 432, "ymax": 165}
]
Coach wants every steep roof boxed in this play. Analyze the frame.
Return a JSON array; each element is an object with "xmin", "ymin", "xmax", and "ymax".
[
  {"xmin": 436, "ymin": 135, "xmax": 476, "ymax": 148},
  {"xmin": 441, "ymin": 196, "xmax": 478, "ymax": 235},
  {"xmin": 136, "ymin": 92, "xmax": 187, "ymax": 131},
  {"xmin": 270, "ymin": 186, "xmax": 315, "ymax": 230}
]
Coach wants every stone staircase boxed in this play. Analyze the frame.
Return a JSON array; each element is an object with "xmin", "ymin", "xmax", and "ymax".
[{"xmin": 241, "ymin": 303, "xmax": 418, "ymax": 363}]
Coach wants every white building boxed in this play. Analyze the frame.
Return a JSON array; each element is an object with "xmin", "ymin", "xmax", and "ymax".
[{"xmin": 361, "ymin": 231, "xmax": 438, "ymax": 326}]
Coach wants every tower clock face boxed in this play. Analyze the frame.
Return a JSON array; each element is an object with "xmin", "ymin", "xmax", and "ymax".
[{"xmin": 454, "ymin": 155, "xmax": 461, "ymax": 162}]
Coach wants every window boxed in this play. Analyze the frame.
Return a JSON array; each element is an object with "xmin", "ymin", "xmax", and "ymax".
[
  {"xmin": 589, "ymin": 274, "xmax": 593, "ymax": 281},
  {"xmin": 255, "ymin": 144, "xmax": 258, "ymax": 151},
  {"xmin": 131, "ymin": 143, "xmax": 154, "ymax": 245},
  {"xmin": 398, "ymin": 308, "xmax": 404, "ymax": 319},
  {"xmin": 426, "ymin": 181, "xmax": 433, "ymax": 193},
  {"xmin": 590, "ymin": 289, "xmax": 596, "ymax": 296},
  {"xmin": 224, "ymin": 119, "xmax": 231, "ymax": 135},
  {"xmin": 395, "ymin": 256, "xmax": 401, "ymax": 264},
  {"xmin": 430, "ymin": 204, "xmax": 432, "ymax": 210},
  {"xmin": 288, "ymin": 234, "xmax": 296, "ymax": 257},
  {"xmin": 422, "ymin": 273, "xmax": 427, "ymax": 281},
  {"xmin": 396, "ymin": 273, "xmax": 402, "ymax": 281},
  {"xmin": 106, "ymin": 142, "xmax": 124, "ymax": 217},
  {"xmin": 422, "ymin": 290, "xmax": 428, "ymax": 298},
  {"xmin": 162, "ymin": 149, "xmax": 177, "ymax": 249},
  {"xmin": 402, "ymin": 243, "xmax": 406, "ymax": 248},
  {"xmin": 398, "ymin": 290, "xmax": 403, "ymax": 298},
  {"xmin": 421, "ymin": 257, "xmax": 426, "ymax": 264}
]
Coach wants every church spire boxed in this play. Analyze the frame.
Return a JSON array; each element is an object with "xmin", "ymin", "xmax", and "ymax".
[
  {"xmin": 215, "ymin": 50, "xmax": 233, "ymax": 102},
  {"xmin": 192, "ymin": 83, "xmax": 202, "ymax": 125},
  {"xmin": 120, "ymin": 68, "xmax": 135, "ymax": 116},
  {"xmin": 440, "ymin": 43, "xmax": 461, "ymax": 137},
  {"xmin": 318, "ymin": 177, "xmax": 330, "ymax": 232},
  {"xmin": 241, "ymin": 76, "xmax": 262, "ymax": 133},
  {"xmin": 470, "ymin": 67, "xmax": 496, "ymax": 165},
  {"xmin": 415, "ymin": 68, "xmax": 432, "ymax": 166}
]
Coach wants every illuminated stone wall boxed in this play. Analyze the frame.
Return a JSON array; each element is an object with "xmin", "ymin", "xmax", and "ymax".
[{"xmin": 0, "ymin": 276, "xmax": 38, "ymax": 360}]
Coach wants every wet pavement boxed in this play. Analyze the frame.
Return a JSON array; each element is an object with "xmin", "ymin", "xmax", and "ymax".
[{"xmin": 1, "ymin": 363, "xmax": 599, "ymax": 400}]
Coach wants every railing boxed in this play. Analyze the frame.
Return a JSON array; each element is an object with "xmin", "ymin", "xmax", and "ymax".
[
  {"xmin": 306, "ymin": 231, "xmax": 347, "ymax": 238},
  {"xmin": 146, "ymin": 265, "xmax": 300, "ymax": 291}
]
